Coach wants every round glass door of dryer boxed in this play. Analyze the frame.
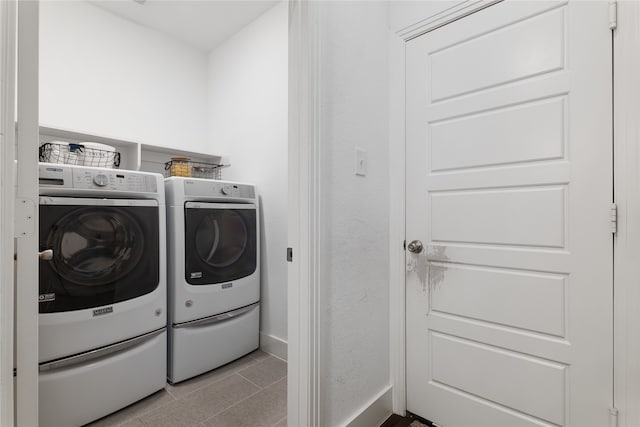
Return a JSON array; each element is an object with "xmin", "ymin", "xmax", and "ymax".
[
  {"xmin": 194, "ymin": 211, "xmax": 248, "ymax": 268},
  {"xmin": 184, "ymin": 203, "xmax": 257, "ymax": 285},
  {"xmin": 39, "ymin": 200, "xmax": 160, "ymax": 313}
]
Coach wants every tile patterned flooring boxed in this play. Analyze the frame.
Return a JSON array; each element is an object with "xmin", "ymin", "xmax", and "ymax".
[{"xmin": 87, "ymin": 350, "xmax": 287, "ymax": 427}]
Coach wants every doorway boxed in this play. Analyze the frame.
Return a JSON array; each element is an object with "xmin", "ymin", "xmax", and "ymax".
[{"xmin": 4, "ymin": 1, "xmax": 289, "ymax": 425}]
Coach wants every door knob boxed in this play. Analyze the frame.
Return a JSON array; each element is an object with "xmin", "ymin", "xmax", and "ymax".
[
  {"xmin": 38, "ymin": 249, "xmax": 53, "ymax": 261},
  {"xmin": 407, "ymin": 240, "xmax": 423, "ymax": 254}
]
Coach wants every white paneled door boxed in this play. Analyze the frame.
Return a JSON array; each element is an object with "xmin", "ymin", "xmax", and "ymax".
[{"xmin": 405, "ymin": 2, "xmax": 612, "ymax": 426}]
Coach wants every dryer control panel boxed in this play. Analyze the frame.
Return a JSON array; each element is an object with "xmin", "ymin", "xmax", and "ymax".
[{"xmin": 184, "ymin": 179, "xmax": 256, "ymax": 200}]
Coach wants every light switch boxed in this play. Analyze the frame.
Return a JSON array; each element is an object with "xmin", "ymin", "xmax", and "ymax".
[{"xmin": 355, "ymin": 148, "xmax": 367, "ymax": 177}]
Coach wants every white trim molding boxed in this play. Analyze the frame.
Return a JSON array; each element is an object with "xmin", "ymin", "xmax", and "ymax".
[
  {"xmin": 613, "ymin": 3, "xmax": 640, "ymax": 426},
  {"xmin": 0, "ymin": 1, "xmax": 16, "ymax": 425},
  {"xmin": 259, "ymin": 332, "xmax": 288, "ymax": 362},
  {"xmin": 345, "ymin": 386, "xmax": 392, "ymax": 427},
  {"xmin": 388, "ymin": 28, "xmax": 406, "ymax": 416},
  {"xmin": 392, "ymin": 0, "xmax": 501, "ymax": 40},
  {"xmin": 288, "ymin": 0, "xmax": 322, "ymax": 425}
]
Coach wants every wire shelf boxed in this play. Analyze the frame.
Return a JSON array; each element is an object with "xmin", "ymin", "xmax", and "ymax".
[
  {"xmin": 39, "ymin": 142, "xmax": 121, "ymax": 168},
  {"xmin": 164, "ymin": 159, "xmax": 227, "ymax": 180}
]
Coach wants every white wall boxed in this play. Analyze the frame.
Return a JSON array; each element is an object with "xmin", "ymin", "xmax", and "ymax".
[
  {"xmin": 39, "ymin": 1, "xmax": 209, "ymax": 153},
  {"xmin": 207, "ymin": 3, "xmax": 288, "ymax": 357},
  {"xmin": 317, "ymin": 2, "xmax": 391, "ymax": 425}
]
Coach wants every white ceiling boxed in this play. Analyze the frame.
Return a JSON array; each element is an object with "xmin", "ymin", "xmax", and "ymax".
[{"xmin": 88, "ymin": 0, "xmax": 280, "ymax": 52}]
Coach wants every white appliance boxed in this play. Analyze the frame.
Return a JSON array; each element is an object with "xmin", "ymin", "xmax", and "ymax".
[
  {"xmin": 165, "ymin": 177, "xmax": 260, "ymax": 383},
  {"xmin": 38, "ymin": 163, "xmax": 167, "ymax": 427}
]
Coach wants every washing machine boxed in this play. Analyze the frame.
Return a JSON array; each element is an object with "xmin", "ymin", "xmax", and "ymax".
[
  {"xmin": 38, "ymin": 163, "xmax": 167, "ymax": 427},
  {"xmin": 165, "ymin": 177, "xmax": 260, "ymax": 383}
]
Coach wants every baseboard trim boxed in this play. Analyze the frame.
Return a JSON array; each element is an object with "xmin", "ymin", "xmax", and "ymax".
[
  {"xmin": 345, "ymin": 385, "xmax": 393, "ymax": 427},
  {"xmin": 259, "ymin": 332, "xmax": 288, "ymax": 361}
]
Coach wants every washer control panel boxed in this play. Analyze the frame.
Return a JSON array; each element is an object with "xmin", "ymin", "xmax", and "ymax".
[
  {"xmin": 39, "ymin": 164, "xmax": 158, "ymax": 193},
  {"xmin": 93, "ymin": 174, "xmax": 109, "ymax": 187},
  {"xmin": 73, "ymin": 169, "xmax": 158, "ymax": 192}
]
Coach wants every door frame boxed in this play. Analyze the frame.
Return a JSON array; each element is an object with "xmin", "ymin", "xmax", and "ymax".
[
  {"xmin": 388, "ymin": 0, "xmax": 640, "ymax": 423},
  {"xmin": 0, "ymin": 0, "xmax": 39, "ymax": 424},
  {"xmin": 288, "ymin": 1, "xmax": 322, "ymax": 426},
  {"xmin": 0, "ymin": 0, "xmax": 40, "ymax": 425},
  {"xmin": 14, "ymin": 1, "xmax": 40, "ymax": 425},
  {"xmin": 612, "ymin": 3, "xmax": 640, "ymax": 426},
  {"xmin": 0, "ymin": 0, "xmax": 16, "ymax": 425}
]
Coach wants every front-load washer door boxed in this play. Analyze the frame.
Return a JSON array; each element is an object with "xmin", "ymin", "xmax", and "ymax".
[
  {"xmin": 184, "ymin": 202, "xmax": 257, "ymax": 285},
  {"xmin": 39, "ymin": 197, "xmax": 160, "ymax": 313}
]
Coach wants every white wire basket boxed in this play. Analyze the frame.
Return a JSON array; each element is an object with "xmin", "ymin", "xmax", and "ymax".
[{"xmin": 39, "ymin": 142, "xmax": 121, "ymax": 168}]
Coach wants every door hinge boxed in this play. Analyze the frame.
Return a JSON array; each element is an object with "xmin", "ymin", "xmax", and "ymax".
[
  {"xmin": 611, "ymin": 203, "xmax": 618, "ymax": 234},
  {"xmin": 287, "ymin": 247, "xmax": 293, "ymax": 262},
  {"xmin": 609, "ymin": 0, "xmax": 618, "ymax": 30},
  {"xmin": 14, "ymin": 198, "xmax": 35, "ymax": 238},
  {"xmin": 609, "ymin": 407, "xmax": 619, "ymax": 427}
]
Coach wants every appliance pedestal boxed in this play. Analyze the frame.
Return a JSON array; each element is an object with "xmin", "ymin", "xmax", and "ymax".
[
  {"xmin": 39, "ymin": 330, "xmax": 166, "ymax": 427},
  {"xmin": 169, "ymin": 304, "xmax": 259, "ymax": 384}
]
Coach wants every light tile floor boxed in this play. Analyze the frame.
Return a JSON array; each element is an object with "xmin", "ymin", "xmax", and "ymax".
[{"xmin": 86, "ymin": 350, "xmax": 287, "ymax": 427}]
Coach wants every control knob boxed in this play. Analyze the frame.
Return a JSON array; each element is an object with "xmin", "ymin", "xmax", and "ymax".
[
  {"xmin": 93, "ymin": 174, "xmax": 108, "ymax": 187},
  {"xmin": 221, "ymin": 185, "xmax": 232, "ymax": 195}
]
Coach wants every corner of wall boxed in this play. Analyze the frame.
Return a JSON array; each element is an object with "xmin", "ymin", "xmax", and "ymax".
[
  {"xmin": 344, "ymin": 386, "xmax": 393, "ymax": 427},
  {"xmin": 259, "ymin": 332, "xmax": 288, "ymax": 361}
]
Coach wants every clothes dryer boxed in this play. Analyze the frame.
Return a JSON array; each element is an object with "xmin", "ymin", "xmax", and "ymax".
[
  {"xmin": 38, "ymin": 163, "xmax": 166, "ymax": 427},
  {"xmin": 165, "ymin": 177, "xmax": 260, "ymax": 383}
]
